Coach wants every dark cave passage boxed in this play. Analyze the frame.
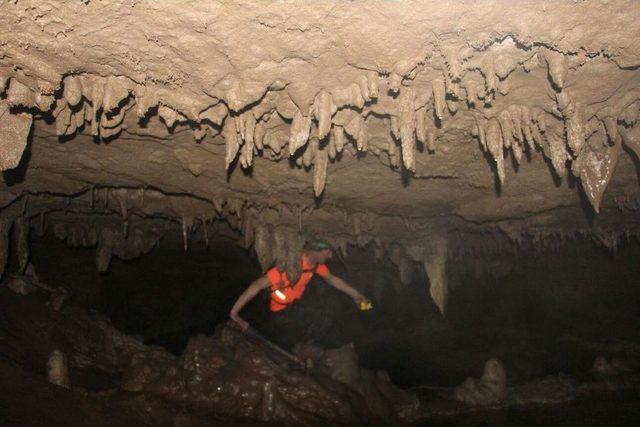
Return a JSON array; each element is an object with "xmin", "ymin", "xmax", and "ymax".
[{"xmin": 25, "ymin": 233, "xmax": 640, "ymax": 391}]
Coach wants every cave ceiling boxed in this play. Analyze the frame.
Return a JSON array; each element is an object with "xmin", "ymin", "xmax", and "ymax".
[{"xmin": 1, "ymin": 0, "xmax": 640, "ymax": 284}]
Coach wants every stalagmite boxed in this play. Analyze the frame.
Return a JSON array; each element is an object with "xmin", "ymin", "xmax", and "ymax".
[
  {"xmin": 579, "ymin": 142, "xmax": 622, "ymax": 213},
  {"xmin": 424, "ymin": 237, "xmax": 448, "ymax": 316},
  {"xmin": 313, "ymin": 90, "xmax": 336, "ymax": 140},
  {"xmin": 538, "ymin": 48, "xmax": 568, "ymax": 91},
  {"xmin": 289, "ymin": 109, "xmax": 312, "ymax": 155},
  {"xmin": 0, "ymin": 101, "xmax": 33, "ymax": 171},
  {"xmin": 399, "ymin": 89, "xmax": 417, "ymax": 171},
  {"xmin": 486, "ymin": 118, "xmax": 506, "ymax": 184},
  {"xmin": 313, "ymin": 146, "xmax": 329, "ymax": 197},
  {"xmin": 432, "ymin": 79, "xmax": 446, "ymax": 121},
  {"xmin": 223, "ymin": 116, "xmax": 240, "ymax": 169},
  {"xmin": 13, "ymin": 216, "xmax": 29, "ymax": 274},
  {"xmin": 63, "ymin": 75, "xmax": 83, "ymax": 107}
]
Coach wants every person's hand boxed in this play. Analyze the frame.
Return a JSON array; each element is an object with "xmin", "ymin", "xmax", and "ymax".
[{"xmin": 230, "ymin": 313, "xmax": 250, "ymax": 331}]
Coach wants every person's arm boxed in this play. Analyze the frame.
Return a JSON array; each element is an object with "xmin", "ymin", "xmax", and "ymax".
[
  {"xmin": 322, "ymin": 273, "xmax": 369, "ymax": 306},
  {"xmin": 229, "ymin": 275, "xmax": 271, "ymax": 330}
]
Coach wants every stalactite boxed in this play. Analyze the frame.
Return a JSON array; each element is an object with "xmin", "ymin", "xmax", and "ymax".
[
  {"xmin": 399, "ymin": 88, "xmax": 417, "ymax": 171},
  {"xmin": 102, "ymin": 76, "xmax": 131, "ymax": 113},
  {"xmin": 398, "ymin": 256, "xmax": 414, "ymax": 286},
  {"xmin": 302, "ymin": 137, "xmax": 318, "ymax": 168},
  {"xmin": 0, "ymin": 101, "xmax": 33, "ymax": 171},
  {"xmin": 424, "ymin": 237, "xmax": 448, "ymax": 316},
  {"xmin": 6, "ymin": 79, "xmax": 36, "ymax": 108},
  {"xmin": 480, "ymin": 54, "xmax": 497, "ymax": 99},
  {"xmin": 619, "ymin": 126, "xmax": 640, "ymax": 159},
  {"xmin": 62, "ymin": 75, "xmax": 83, "ymax": 107},
  {"xmin": 557, "ymin": 91, "xmax": 585, "ymax": 156},
  {"xmin": 432, "ymin": 79, "xmax": 446, "ymax": 121},
  {"xmin": 254, "ymin": 224, "xmax": 274, "ymax": 271},
  {"xmin": 579, "ymin": 141, "xmax": 622, "ymax": 212},
  {"xmin": 223, "ymin": 116, "xmax": 241, "ymax": 169},
  {"xmin": 538, "ymin": 48, "xmax": 568, "ymax": 91},
  {"xmin": 546, "ymin": 131, "xmax": 569, "ymax": 178},
  {"xmin": 313, "ymin": 90, "xmax": 336, "ymax": 140},
  {"xmin": 332, "ymin": 125, "xmax": 347, "ymax": 154},
  {"xmin": 96, "ymin": 229, "xmax": 114, "ymax": 273},
  {"xmin": 289, "ymin": 109, "xmax": 312, "ymax": 155},
  {"xmin": 486, "ymin": 118, "xmax": 506, "ymax": 184},
  {"xmin": 497, "ymin": 110, "xmax": 513, "ymax": 149},
  {"xmin": 313, "ymin": 145, "xmax": 329, "ymax": 197}
]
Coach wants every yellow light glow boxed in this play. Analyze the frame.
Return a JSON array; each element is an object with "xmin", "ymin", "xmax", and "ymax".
[{"xmin": 275, "ymin": 289, "xmax": 287, "ymax": 300}]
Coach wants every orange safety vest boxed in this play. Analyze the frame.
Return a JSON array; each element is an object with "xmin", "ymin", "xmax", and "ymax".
[{"xmin": 266, "ymin": 255, "xmax": 330, "ymax": 312}]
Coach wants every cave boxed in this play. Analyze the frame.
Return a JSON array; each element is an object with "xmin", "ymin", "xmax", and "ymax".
[{"xmin": 2, "ymin": 1, "xmax": 640, "ymax": 425}]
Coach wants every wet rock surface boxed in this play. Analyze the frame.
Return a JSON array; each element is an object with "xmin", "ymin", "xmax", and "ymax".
[{"xmin": 2, "ymin": 251, "xmax": 640, "ymax": 425}]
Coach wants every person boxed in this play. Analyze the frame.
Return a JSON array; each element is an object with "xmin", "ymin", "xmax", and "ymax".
[{"xmin": 229, "ymin": 240, "xmax": 370, "ymax": 331}]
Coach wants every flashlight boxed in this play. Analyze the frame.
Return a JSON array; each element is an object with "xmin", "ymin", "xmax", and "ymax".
[{"xmin": 359, "ymin": 300, "xmax": 373, "ymax": 311}]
